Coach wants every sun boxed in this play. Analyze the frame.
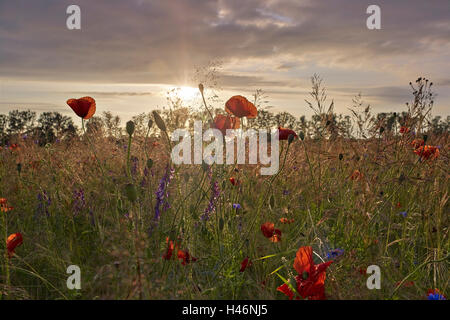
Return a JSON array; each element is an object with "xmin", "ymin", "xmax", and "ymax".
[{"xmin": 169, "ymin": 86, "xmax": 199, "ymax": 101}]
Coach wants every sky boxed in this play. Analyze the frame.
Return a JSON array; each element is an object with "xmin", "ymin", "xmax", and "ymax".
[{"xmin": 1, "ymin": 0, "xmax": 449, "ymax": 123}]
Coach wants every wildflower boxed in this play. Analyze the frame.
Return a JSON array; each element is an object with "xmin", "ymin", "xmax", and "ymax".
[
  {"xmin": 140, "ymin": 167, "xmax": 149, "ymax": 188},
  {"xmin": 427, "ymin": 289, "xmax": 446, "ymax": 300},
  {"xmin": 233, "ymin": 203, "xmax": 241, "ymax": 210},
  {"xmin": 73, "ymin": 188, "xmax": 86, "ymax": 216},
  {"xmin": 35, "ymin": 190, "xmax": 51, "ymax": 219},
  {"xmin": 177, "ymin": 249, "xmax": 197, "ymax": 265},
  {"xmin": 6, "ymin": 233, "xmax": 23, "ymax": 258},
  {"xmin": 399, "ymin": 126, "xmax": 410, "ymax": 134},
  {"xmin": 9, "ymin": 144, "xmax": 20, "ymax": 152},
  {"xmin": 414, "ymin": 145, "xmax": 440, "ymax": 160},
  {"xmin": 131, "ymin": 156, "xmax": 139, "ymax": 176},
  {"xmin": 279, "ymin": 218, "xmax": 295, "ymax": 224},
  {"xmin": 350, "ymin": 170, "xmax": 363, "ymax": 181},
  {"xmin": 240, "ymin": 257, "xmax": 252, "ymax": 272},
  {"xmin": 229, "ymin": 177, "xmax": 241, "ymax": 186},
  {"xmin": 154, "ymin": 166, "xmax": 174, "ymax": 221},
  {"xmin": 277, "ymin": 246, "xmax": 333, "ymax": 300},
  {"xmin": 201, "ymin": 180, "xmax": 220, "ymax": 221},
  {"xmin": 261, "ymin": 222, "xmax": 282, "ymax": 242},
  {"xmin": 163, "ymin": 237, "xmax": 176, "ymax": 260},
  {"xmin": 213, "ymin": 114, "xmax": 240, "ymax": 135},
  {"xmin": 225, "ymin": 95, "xmax": 258, "ymax": 118},
  {"xmin": 399, "ymin": 211, "xmax": 407, "ymax": 218},
  {"xmin": 411, "ymin": 139, "xmax": 425, "ymax": 149},
  {"xmin": 278, "ymin": 127, "xmax": 297, "ymax": 141},
  {"xmin": 282, "ymin": 190, "xmax": 290, "ymax": 196},
  {"xmin": 326, "ymin": 249, "xmax": 344, "ymax": 260},
  {"xmin": 0, "ymin": 198, "xmax": 13, "ymax": 213},
  {"xmin": 66, "ymin": 96, "xmax": 96, "ymax": 119}
]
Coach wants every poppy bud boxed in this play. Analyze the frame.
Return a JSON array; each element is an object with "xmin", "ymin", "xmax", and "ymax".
[
  {"xmin": 148, "ymin": 119, "xmax": 153, "ymax": 128},
  {"xmin": 126, "ymin": 121, "xmax": 135, "ymax": 136},
  {"xmin": 152, "ymin": 111, "xmax": 167, "ymax": 132},
  {"xmin": 124, "ymin": 183, "xmax": 138, "ymax": 202},
  {"xmin": 423, "ymin": 134, "xmax": 428, "ymax": 143},
  {"xmin": 379, "ymin": 127, "xmax": 385, "ymax": 134},
  {"xmin": 198, "ymin": 83, "xmax": 204, "ymax": 94},
  {"xmin": 299, "ymin": 131, "xmax": 305, "ymax": 141},
  {"xmin": 17, "ymin": 163, "xmax": 22, "ymax": 174},
  {"xmin": 288, "ymin": 134, "xmax": 295, "ymax": 145},
  {"xmin": 147, "ymin": 159, "xmax": 153, "ymax": 169},
  {"xmin": 339, "ymin": 153, "xmax": 343, "ymax": 161}
]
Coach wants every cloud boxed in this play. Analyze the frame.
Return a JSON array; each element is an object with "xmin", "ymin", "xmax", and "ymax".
[{"xmin": 0, "ymin": 0, "xmax": 448, "ymax": 117}]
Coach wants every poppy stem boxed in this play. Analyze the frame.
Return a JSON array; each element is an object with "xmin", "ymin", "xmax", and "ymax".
[{"xmin": 200, "ymin": 89, "xmax": 214, "ymax": 123}]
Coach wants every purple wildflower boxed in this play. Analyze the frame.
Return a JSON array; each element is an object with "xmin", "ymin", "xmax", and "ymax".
[
  {"xmin": 131, "ymin": 156, "xmax": 139, "ymax": 176},
  {"xmin": 399, "ymin": 211, "xmax": 407, "ymax": 218},
  {"xmin": 35, "ymin": 190, "xmax": 51, "ymax": 219},
  {"xmin": 154, "ymin": 166, "xmax": 174, "ymax": 221},
  {"xmin": 201, "ymin": 180, "xmax": 220, "ymax": 221},
  {"xmin": 73, "ymin": 188, "xmax": 86, "ymax": 216},
  {"xmin": 233, "ymin": 203, "xmax": 241, "ymax": 210}
]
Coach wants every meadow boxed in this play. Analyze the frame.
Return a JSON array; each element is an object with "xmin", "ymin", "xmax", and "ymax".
[{"xmin": 0, "ymin": 77, "xmax": 448, "ymax": 300}]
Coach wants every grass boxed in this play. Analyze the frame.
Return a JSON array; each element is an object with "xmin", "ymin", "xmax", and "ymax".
[{"xmin": 0, "ymin": 101, "xmax": 448, "ymax": 300}]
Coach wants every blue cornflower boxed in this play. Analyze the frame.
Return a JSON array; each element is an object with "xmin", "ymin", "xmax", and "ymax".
[
  {"xmin": 326, "ymin": 249, "xmax": 344, "ymax": 260},
  {"xmin": 399, "ymin": 211, "xmax": 407, "ymax": 218},
  {"xmin": 427, "ymin": 290, "xmax": 446, "ymax": 300},
  {"xmin": 233, "ymin": 203, "xmax": 241, "ymax": 210}
]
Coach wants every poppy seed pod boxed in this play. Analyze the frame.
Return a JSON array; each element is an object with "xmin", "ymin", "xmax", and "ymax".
[
  {"xmin": 152, "ymin": 111, "xmax": 166, "ymax": 132},
  {"xmin": 126, "ymin": 120, "xmax": 135, "ymax": 136},
  {"xmin": 198, "ymin": 83, "xmax": 204, "ymax": 94},
  {"xmin": 288, "ymin": 134, "xmax": 295, "ymax": 144},
  {"xmin": 124, "ymin": 183, "xmax": 138, "ymax": 202},
  {"xmin": 148, "ymin": 119, "xmax": 153, "ymax": 128},
  {"xmin": 299, "ymin": 131, "xmax": 305, "ymax": 141}
]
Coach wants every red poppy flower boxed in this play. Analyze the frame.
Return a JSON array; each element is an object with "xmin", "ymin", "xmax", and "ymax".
[
  {"xmin": 278, "ymin": 127, "xmax": 297, "ymax": 141},
  {"xmin": 411, "ymin": 139, "xmax": 425, "ymax": 149},
  {"xmin": 260, "ymin": 222, "xmax": 282, "ymax": 242},
  {"xmin": 66, "ymin": 96, "xmax": 96, "ymax": 119},
  {"xmin": 240, "ymin": 257, "xmax": 252, "ymax": 272},
  {"xmin": 277, "ymin": 246, "xmax": 333, "ymax": 300},
  {"xmin": 1, "ymin": 198, "xmax": 13, "ymax": 213},
  {"xmin": 6, "ymin": 233, "xmax": 23, "ymax": 258},
  {"xmin": 162, "ymin": 237, "xmax": 177, "ymax": 260},
  {"xmin": 177, "ymin": 249, "xmax": 197, "ymax": 266},
  {"xmin": 280, "ymin": 218, "xmax": 295, "ymax": 224},
  {"xmin": 225, "ymin": 96, "xmax": 257, "ymax": 118},
  {"xmin": 229, "ymin": 177, "xmax": 241, "ymax": 186},
  {"xmin": 414, "ymin": 145, "xmax": 440, "ymax": 160},
  {"xmin": 399, "ymin": 126, "xmax": 410, "ymax": 134},
  {"xmin": 9, "ymin": 144, "xmax": 20, "ymax": 152},
  {"xmin": 213, "ymin": 114, "xmax": 240, "ymax": 135}
]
